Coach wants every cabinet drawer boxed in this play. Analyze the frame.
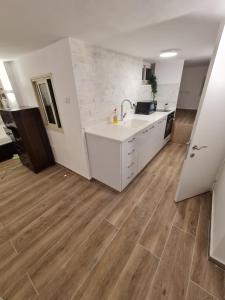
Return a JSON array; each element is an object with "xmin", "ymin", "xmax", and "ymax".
[
  {"xmin": 127, "ymin": 160, "xmax": 136, "ymax": 170},
  {"xmin": 126, "ymin": 163, "xmax": 137, "ymax": 185},
  {"xmin": 125, "ymin": 148, "xmax": 136, "ymax": 167},
  {"xmin": 125, "ymin": 137, "xmax": 136, "ymax": 153}
]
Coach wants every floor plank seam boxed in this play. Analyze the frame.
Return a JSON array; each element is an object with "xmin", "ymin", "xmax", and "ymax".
[
  {"xmin": 70, "ymin": 228, "xmax": 119, "ymax": 300},
  {"xmin": 105, "ymin": 242, "xmax": 154, "ymax": 300},
  {"xmin": 183, "ymin": 215, "xmax": 199, "ymax": 300},
  {"xmin": 183, "ymin": 199, "xmax": 220, "ymax": 300},
  {"xmin": 145, "ymin": 213, "xmax": 176, "ymax": 298},
  {"xmin": 104, "ymin": 218, "xmax": 120, "ymax": 231},
  {"xmin": 138, "ymin": 243, "xmax": 160, "ymax": 261},
  {"xmin": 10, "ymin": 239, "xmax": 19, "ymax": 255},
  {"xmin": 62, "ymin": 218, "xmax": 118, "ymax": 269},
  {"xmin": 172, "ymin": 224, "xmax": 196, "ymax": 238},
  {"xmin": 4, "ymin": 185, "xmax": 92, "ymax": 246},
  {"xmin": 190, "ymin": 280, "xmax": 220, "ymax": 300},
  {"xmin": 107, "ymin": 197, "xmax": 140, "ymax": 231},
  {"xmin": 137, "ymin": 188, "xmax": 167, "ymax": 246},
  {"xmin": 1, "ymin": 189, "xmax": 68, "ymax": 229},
  {"xmin": 26, "ymin": 272, "xmax": 39, "ymax": 296}
]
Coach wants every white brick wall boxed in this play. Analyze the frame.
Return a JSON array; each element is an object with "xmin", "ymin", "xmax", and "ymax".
[
  {"xmin": 69, "ymin": 38, "xmax": 151, "ymax": 127},
  {"xmin": 156, "ymin": 83, "xmax": 181, "ymax": 110},
  {"xmin": 69, "ymin": 38, "xmax": 183, "ymax": 128}
]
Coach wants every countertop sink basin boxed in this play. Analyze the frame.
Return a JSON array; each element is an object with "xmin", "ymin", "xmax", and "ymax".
[{"xmin": 118, "ymin": 119, "xmax": 150, "ymax": 128}]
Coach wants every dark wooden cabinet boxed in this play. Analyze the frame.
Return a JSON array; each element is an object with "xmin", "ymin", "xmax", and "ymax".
[{"xmin": 0, "ymin": 107, "xmax": 55, "ymax": 172}]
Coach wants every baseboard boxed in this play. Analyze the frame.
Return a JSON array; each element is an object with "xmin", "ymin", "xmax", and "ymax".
[
  {"xmin": 208, "ymin": 190, "xmax": 225, "ymax": 270},
  {"xmin": 209, "ymin": 255, "xmax": 225, "ymax": 270}
]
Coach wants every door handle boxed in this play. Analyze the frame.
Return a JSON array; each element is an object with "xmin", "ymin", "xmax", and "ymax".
[{"xmin": 192, "ymin": 145, "xmax": 208, "ymax": 151}]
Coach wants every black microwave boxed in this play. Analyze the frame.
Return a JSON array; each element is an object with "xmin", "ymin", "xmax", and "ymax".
[{"xmin": 135, "ymin": 101, "xmax": 155, "ymax": 115}]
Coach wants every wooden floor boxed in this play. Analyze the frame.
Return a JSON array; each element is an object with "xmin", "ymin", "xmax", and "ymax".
[
  {"xmin": 0, "ymin": 141, "xmax": 224, "ymax": 300},
  {"xmin": 172, "ymin": 109, "xmax": 197, "ymax": 145},
  {"xmin": 175, "ymin": 109, "xmax": 197, "ymax": 125}
]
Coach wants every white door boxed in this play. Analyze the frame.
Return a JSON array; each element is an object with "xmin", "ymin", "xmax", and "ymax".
[{"xmin": 176, "ymin": 23, "xmax": 225, "ymax": 202}]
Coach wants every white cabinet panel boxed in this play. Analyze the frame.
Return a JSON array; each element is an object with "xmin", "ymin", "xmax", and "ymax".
[
  {"xmin": 157, "ymin": 117, "xmax": 167, "ymax": 149},
  {"xmin": 137, "ymin": 126, "xmax": 155, "ymax": 173},
  {"xmin": 86, "ymin": 115, "xmax": 168, "ymax": 192},
  {"xmin": 122, "ymin": 136, "xmax": 138, "ymax": 189},
  {"xmin": 151, "ymin": 117, "xmax": 167, "ymax": 156},
  {"xmin": 86, "ymin": 134, "xmax": 122, "ymax": 191}
]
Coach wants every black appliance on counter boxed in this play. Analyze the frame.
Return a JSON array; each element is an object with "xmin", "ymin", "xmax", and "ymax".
[
  {"xmin": 164, "ymin": 111, "xmax": 175, "ymax": 138},
  {"xmin": 135, "ymin": 101, "xmax": 156, "ymax": 115},
  {"xmin": 0, "ymin": 107, "xmax": 55, "ymax": 173}
]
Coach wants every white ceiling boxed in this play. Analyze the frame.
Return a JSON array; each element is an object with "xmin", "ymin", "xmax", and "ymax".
[{"xmin": 1, "ymin": 0, "xmax": 225, "ymax": 61}]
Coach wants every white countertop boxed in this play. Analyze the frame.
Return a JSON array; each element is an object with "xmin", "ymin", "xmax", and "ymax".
[{"xmin": 85, "ymin": 110, "xmax": 174, "ymax": 142}]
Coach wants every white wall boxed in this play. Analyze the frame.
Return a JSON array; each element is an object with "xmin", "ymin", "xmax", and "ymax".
[
  {"xmin": 155, "ymin": 60, "xmax": 184, "ymax": 110},
  {"xmin": 177, "ymin": 64, "xmax": 209, "ymax": 110},
  {"xmin": 69, "ymin": 38, "xmax": 152, "ymax": 128},
  {"xmin": 4, "ymin": 61, "xmax": 23, "ymax": 106},
  {"xmin": 211, "ymin": 161, "xmax": 225, "ymax": 264},
  {"xmin": 6, "ymin": 38, "xmax": 184, "ymax": 179},
  {"xmin": 7, "ymin": 38, "xmax": 90, "ymax": 178}
]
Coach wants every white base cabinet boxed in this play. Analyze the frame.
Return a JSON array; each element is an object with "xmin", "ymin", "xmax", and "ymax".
[{"xmin": 86, "ymin": 116, "xmax": 167, "ymax": 191}]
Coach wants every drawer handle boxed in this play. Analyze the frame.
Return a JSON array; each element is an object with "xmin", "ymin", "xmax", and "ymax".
[
  {"xmin": 128, "ymin": 149, "xmax": 135, "ymax": 155},
  {"xmin": 128, "ymin": 162, "xmax": 134, "ymax": 168},
  {"xmin": 127, "ymin": 172, "xmax": 134, "ymax": 179},
  {"xmin": 128, "ymin": 137, "xmax": 136, "ymax": 143}
]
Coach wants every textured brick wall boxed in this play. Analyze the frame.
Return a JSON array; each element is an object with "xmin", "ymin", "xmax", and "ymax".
[
  {"xmin": 70, "ymin": 38, "xmax": 152, "ymax": 127},
  {"xmin": 69, "ymin": 38, "xmax": 181, "ymax": 128}
]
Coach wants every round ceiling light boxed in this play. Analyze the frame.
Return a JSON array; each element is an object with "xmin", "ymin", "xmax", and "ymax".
[{"xmin": 160, "ymin": 49, "xmax": 178, "ymax": 58}]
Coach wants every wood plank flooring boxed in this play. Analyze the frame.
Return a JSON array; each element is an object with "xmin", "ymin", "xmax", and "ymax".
[
  {"xmin": 175, "ymin": 109, "xmax": 197, "ymax": 125},
  {"xmin": 0, "ymin": 141, "xmax": 224, "ymax": 300},
  {"xmin": 172, "ymin": 109, "xmax": 197, "ymax": 144}
]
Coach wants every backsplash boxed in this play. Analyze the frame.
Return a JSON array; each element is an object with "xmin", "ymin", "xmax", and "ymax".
[{"xmin": 69, "ymin": 38, "xmax": 151, "ymax": 128}]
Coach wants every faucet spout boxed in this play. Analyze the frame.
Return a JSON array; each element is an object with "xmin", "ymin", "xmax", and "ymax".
[{"xmin": 120, "ymin": 99, "xmax": 134, "ymax": 121}]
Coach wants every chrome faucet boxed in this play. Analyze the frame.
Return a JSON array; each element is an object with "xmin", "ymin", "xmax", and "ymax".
[{"xmin": 120, "ymin": 99, "xmax": 134, "ymax": 121}]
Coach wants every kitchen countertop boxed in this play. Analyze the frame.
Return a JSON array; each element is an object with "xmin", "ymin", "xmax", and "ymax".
[{"xmin": 85, "ymin": 110, "xmax": 174, "ymax": 142}]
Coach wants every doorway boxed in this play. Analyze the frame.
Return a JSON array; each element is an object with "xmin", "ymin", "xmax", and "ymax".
[{"xmin": 172, "ymin": 61, "xmax": 209, "ymax": 145}]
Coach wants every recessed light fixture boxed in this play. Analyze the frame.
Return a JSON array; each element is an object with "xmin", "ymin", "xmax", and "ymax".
[{"xmin": 160, "ymin": 49, "xmax": 178, "ymax": 58}]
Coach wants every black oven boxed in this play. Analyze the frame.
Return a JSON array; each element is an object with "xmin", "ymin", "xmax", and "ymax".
[
  {"xmin": 164, "ymin": 112, "xmax": 175, "ymax": 138},
  {"xmin": 135, "ymin": 101, "xmax": 155, "ymax": 115}
]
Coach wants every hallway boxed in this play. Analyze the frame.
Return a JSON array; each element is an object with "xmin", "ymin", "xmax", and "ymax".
[
  {"xmin": 0, "ymin": 141, "xmax": 224, "ymax": 300},
  {"xmin": 172, "ymin": 109, "xmax": 197, "ymax": 145}
]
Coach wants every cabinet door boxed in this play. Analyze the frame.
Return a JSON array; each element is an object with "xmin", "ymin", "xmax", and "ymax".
[
  {"xmin": 122, "ymin": 136, "xmax": 138, "ymax": 189},
  {"xmin": 156, "ymin": 117, "xmax": 167, "ymax": 150},
  {"xmin": 151, "ymin": 117, "xmax": 167, "ymax": 155},
  {"xmin": 137, "ymin": 126, "xmax": 155, "ymax": 173},
  {"xmin": 87, "ymin": 134, "xmax": 122, "ymax": 191}
]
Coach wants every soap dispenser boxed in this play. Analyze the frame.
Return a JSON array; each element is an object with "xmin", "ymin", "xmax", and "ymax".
[{"xmin": 112, "ymin": 108, "xmax": 119, "ymax": 124}]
